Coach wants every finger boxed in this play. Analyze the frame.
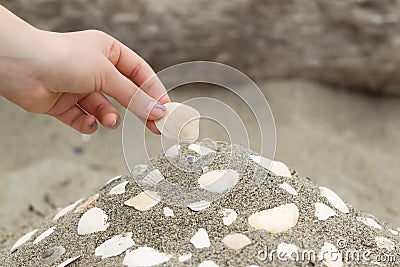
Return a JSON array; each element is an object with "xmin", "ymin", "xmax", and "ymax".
[
  {"xmin": 108, "ymin": 40, "xmax": 170, "ymax": 104},
  {"xmin": 78, "ymin": 92, "xmax": 120, "ymax": 129},
  {"xmin": 54, "ymin": 105, "xmax": 98, "ymax": 134}
]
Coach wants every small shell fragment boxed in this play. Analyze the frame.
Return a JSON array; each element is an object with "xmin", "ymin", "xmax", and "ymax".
[
  {"xmin": 77, "ymin": 207, "xmax": 110, "ymax": 235},
  {"xmin": 95, "ymin": 232, "xmax": 135, "ymax": 259},
  {"xmin": 277, "ymin": 243, "xmax": 298, "ymax": 260},
  {"xmin": 188, "ymin": 201, "xmax": 211, "ymax": 212},
  {"xmin": 10, "ymin": 229, "xmax": 38, "ymax": 252},
  {"xmin": 315, "ymin": 203, "xmax": 337, "ymax": 221},
  {"xmin": 198, "ymin": 170, "xmax": 239, "ymax": 193},
  {"xmin": 109, "ymin": 181, "xmax": 129, "ymax": 195},
  {"xmin": 279, "ymin": 182, "xmax": 298, "ymax": 195},
  {"xmin": 389, "ymin": 229, "xmax": 398, "ymax": 235},
  {"xmin": 250, "ymin": 155, "xmax": 291, "ymax": 177},
  {"xmin": 53, "ymin": 198, "xmax": 84, "ymax": 221},
  {"xmin": 101, "ymin": 175, "xmax": 122, "ymax": 190},
  {"xmin": 163, "ymin": 207, "xmax": 174, "ymax": 217},
  {"xmin": 132, "ymin": 164, "xmax": 148, "ymax": 177},
  {"xmin": 75, "ymin": 193, "xmax": 100, "ymax": 213},
  {"xmin": 375, "ymin": 237, "xmax": 395, "ymax": 251},
  {"xmin": 222, "ymin": 233, "xmax": 251, "ymax": 250},
  {"xmin": 199, "ymin": 260, "xmax": 219, "ymax": 267},
  {"xmin": 123, "ymin": 247, "xmax": 171, "ymax": 266},
  {"xmin": 40, "ymin": 246, "xmax": 66, "ymax": 266},
  {"xmin": 124, "ymin": 191, "xmax": 160, "ymax": 211},
  {"xmin": 141, "ymin": 170, "xmax": 165, "ymax": 187},
  {"xmin": 248, "ymin": 203, "xmax": 299, "ymax": 233},
  {"xmin": 221, "ymin": 208, "xmax": 238, "ymax": 226},
  {"xmin": 318, "ymin": 242, "xmax": 343, "ymax": 267},
  {"xmin": 357, "ymin": 217, "xmax": 382, "ymax": 230},
  {"xmin": 178, "ymin": 253, "xmax": 192, "ymax": 262},
  {"xmin": 154, "ymin": 102, "xmax": 200, "ymax": 143},
  {"xmin": 319, "ymin": 187, "xmax": 349, "ymax": 214},
  {"xmin": 190, "ymin": 228, "xmax": 211, "ymax": 248},
  {"xmin": 56, "ymin": 255, "xmax": 81, "ymax": 267},
  {"xmin": 188, "ymin": 144, "xmax": 215, "ymax": 156},
  {"xmin": 33, "ymin": 227, "xmax": 55, "ymax": 244}
]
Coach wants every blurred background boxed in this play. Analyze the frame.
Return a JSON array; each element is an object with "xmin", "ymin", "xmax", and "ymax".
[{"xmin": 1, "ymin": 0, "xmax": 400, "ymax": 248}]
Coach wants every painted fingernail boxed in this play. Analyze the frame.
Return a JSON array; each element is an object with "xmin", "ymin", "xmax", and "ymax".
[
  {"xmin": 147, "ymin": 101, "xmax": 166, "ymax": 117},
  {"xmin": 111, "ymin": 117, "xmax": 118, "ymax": 129},
  {"xmin": 89, "ymin": 120, "xmax": 97, "ymax": 129}
]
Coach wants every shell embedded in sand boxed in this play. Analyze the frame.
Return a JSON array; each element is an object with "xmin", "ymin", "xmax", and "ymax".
[
  {"xmin": 77, "ymin": 207, "xmax": 109, "ymax": 235},
  {"xmin": 389, "ymin": 229, "xmax": 398, "ymax": 235},
  {"xmin": 199, "ymin": 260, "xmax": 219, "ymax": 267},
  {"xmin": 188, "ymin": 144, "xmax": 215, "ymax": 156},
  {"xmin": 277, "ymin": 243, "xmax": 298, "ymax": 260},
  {"xmin": 123, "ymin": 247, "xmax": 171, "ymax": 266},
  {"xmin": 154, "ymin": 102, "xmax": 200, "ymax": 143},
  {"xmin": 124, "ymin": 191, "xmax": 160, "ymax": 211},
  {"xmin": 40, "ymin": 246, "xmax": 66, "ymax": 266},
  {"xmin": 163, "ymin": 207, "xmax": 174, "ymax": 217},
  {"xmin": 198, "ymin": 170, "xmax": 239, "ymax": 193},
  {"xmin": 132, "ymin": 164, "xmax": 148, "ymax": 176},
  {"xmin": 188, "ymin": 200, "xmax": 211, "ymax": 211},
  {"xmin": 10, "ymin": 229, "xmax": 38, "ymax": 252},
  {"xmin": 109, "ymin": 181, "xmax": 129, "ymax": 195},
  {"xmin": 178, "ymin": 253, "xmax": 192, "ymax": 262},
  {"xmin": 250, "ymin": 155, "xmax": 291, "ymax": 177},
  {"xmin": 375, "ymin": 236, "xmax": 395, "ymax": 251},
  {"xmin": 279, "ymin": 182, "xmax": 298, "ymax": 195},
  {"xmin": 141, "ymin": 169, "xmax": 165, "ymax": 187},
  {"xmin": 56, "ymin": 255, "xmax": 81, "ymax": 267},
  {"xmin": 319, "ymin": 187, "xmax": 349, "ymax": 214},
  {"xmin": 357, "ymin": 217, "xmax": 382, "ymax": 229},
  {"xmin": 53, "ymin": 198, "xmax": 84, "ymax": 221},
  {"xmin": 101, "ymin": 175, "xmax": 122, "ymax": 190},
  {"xmin": 318, "ymin": 242, "xmax": 343, "ymax": 267},
  {"xmin": 221, "ymin": 208, "xmax": 238, "ymax": 226},
  {"xmin": 222, "ymin": 233, "xmax": 251, "ymax": 250},
  {"xmin": 33, "ymin": 227, "xmax": 55, "ymax": 244},
  {"xmin": 248, "ymin": 203, "xmax": 299, "ymax": 233},
  {"xmin": 75, "ymin": 193, "xmax": 100, "ymax": 213},
  {"xmin": 190, "ymin": 228, "xmax": 211, "ymax": 248},
  {"xmin": 95, "ymin": 232, "xmax": 135, "ymax": 259},
  {"xmin": 315, "ymin": 203, "xmax": 337, "ymax": 221}
]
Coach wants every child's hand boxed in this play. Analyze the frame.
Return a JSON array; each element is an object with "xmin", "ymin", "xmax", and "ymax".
[{"xmin": 0, "ymin": 5, "xmax": 169, "ymax": 134}]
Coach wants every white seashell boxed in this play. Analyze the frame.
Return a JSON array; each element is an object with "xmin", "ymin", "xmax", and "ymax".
[
  {"xmin": 10, "ymin": 229, "xmax": 38, "ymax": 252},
  {"xmin": 190, "ymin": 228, "xmax": 211, "ymax": 248},
  {"xmin": 250, "ymin": 155, "xmax": 291, "ymax": 177},
  {"xmin": 188, "ymin": 201, "xmax": 211, "ymax": 211},
  {"xmin": 388, "ymin": 229, "xmax": 398, "ymax": 235},
  {"xmin": 95, "ymin": 232, "xmax": 135, "ymax": 259},
  {"xmin": 178, "ymin": 253, "xmax": 192, "ymax": 262},
  {"xmin": 154, "ymin": 102, "xmax": 200, "ymax": 143},
  {"xmin": 199, "ymin": 260, "xmax": 219, "ymax": 267},
  {"xmin": 318, "ymin": 242, "xmax": 343, "ymax": 267},
  {"xmin": 33, "ymin": 227, "xmax": 55, "ymax": 244},
  {"xmin": 123, "ymin": 247, "xmax": 171, "ymax": 267},
  {"xmin": 222, "ymin": 233, "xmax": 251, "ymax": 250},
  {"xmin": 248, "ymin": 203, "xmax": 299, "ymax": 233},
  {"xmin": 53, "ymin": 198, "xmax": 84, "ymax": 221},
  {"xmin": 221, "ymin": 208, "xmax": 238, "ymax": 226},
  {"xmin": 132, "ymin": 164, "xmax": 148, "ymax": 176},
  {"xmin": 163, "ymin": 207, "xmax": 174, "ymax": 217},
  {"xmin": 124, "ymin": 191, "xmax": 160, "ymax": 211},
  {"xmin": 277, "ymin": 243, "xmax": 298, "ymax": 260},
  {"xmin": 81, "ymin": 134, "xmax": 92, "ymax": 142},
  {"xmin": 315, "ymin": 203, "xmax": 337, "ymax": 221},
  {"xmin": 188, "ymin": 144, "xmax": 215, "ymax": 156},
  {"xmin": 56, "ymin": 255, "xmax": 81, "ymax": 267},
  {"xmin": 141, "ymin": 170, "xmax": 165, "ymax": 187},
  {"xmin": 198, "ymin": 170, "xmax": 239, "ymax": 193},
  {"xmin": 357, "ymin": 217, "xmax": 382, "ymax": 229},
  {"xmin": 75, "ymin": 193, "xmax": 100, "ymax": 213},
  {"xmin": 164, "ymin": 144, "xmax": 180, "ymax": 158},
  {"xmin": 77, "ymin": 207, "xmax": 109, "ymax": 235},
  {"xmin": 279, "ymin": 182, "xmax": 298, "ymax": 195},
  {"xmin": 109, "ymin": 181, "xmax": 129, "ymax": 195},
  {"xmin": 375, "ymin": 237, "xmax": 395, "ymax": 251},
  {"xmin": 319, "ymin": 187, "xmax": 349, "ymax": 214}
]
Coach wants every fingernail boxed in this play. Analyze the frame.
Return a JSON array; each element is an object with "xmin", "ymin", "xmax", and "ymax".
[
  {"xmin": 147, "ymin": 101, "xmax": 166, "ymax": 117},
  {"xmin": 111, "ymin": 117, "xmax": 118, "ymax": 129},
  {"xmin": 89, "ymin": 120, "xmax": 97, "ymax": 129}
]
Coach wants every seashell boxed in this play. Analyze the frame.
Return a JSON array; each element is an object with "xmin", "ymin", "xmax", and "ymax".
[
  {"xmin": 141, "ymin": 169, "xmax": 164, "ymax": 187},
  {"xmin": 388, "ymin": 229, "xmax": 398, "ymax": 235},
  {"xmin": 132, "ymin": 164, "xmax": 148, "ymax": 177},
  {"xmin": 10, "ymin": 229, "xmax": 38, "ymax": 252},
  {"xmin": 163, "ymin": 207, "xmax": 174, "ymax": 217},
  {"xmin": 40, "ymin": 246, "xmax": 66, "ymax": 266},
  {"xmin": 95, "ymin": 232, "xmax": 135, "ymax": 259},
  {"xmin": 279, "ymin": 182, "xmax": 298, "ymax": 195},
  {"xmin": 248, "ymin": 203, "xmax": 299, "ymax": 233},
  {"xmin": 356, "ymin": 217, "xmax": 382, "ymax": 230},
  {"xmin": 199, "ymin": 260, "xmax": 219, "ymax": 267},
  {"xmin": 178, "ymin": 253, "xmax": 192, "ymax": 262},
  {"xmin": 221, "ymin": 208, "xmax": 237, "ymax": 226},
  {"xmin": 109, "ymin": 181, "xmax": 129, "ymax": 195},
  {"xmin": 375, "ymin": 236, "xmax": 395, "ymax": 251},
  {"xmin": 164, "ymin": 144, "xmax": 180, "ymax": 158},
  {"xmin": 74, "ymin": 193, "xmax": 100, "ymax": 213},
  {"xmin": 277, "ymin": 243, "xmax": 298, "ymax": 260},
  {"xmin": 123, "ymin": 247, "xmax": 171, "ymax": 266},
  {"xmin": 81, "ymin": 134, "xmax": 91, "ymax": 142},
  {"xmin": 188, "ymin": 201, "xmax": 211, "ymax": 211},
  {"xmin": 154, "ymin": 102, "xmax": 200, "ymax": 143},
  {"xmin": 186, "ymin": 155, "xmax": 197, "ymax": 164},
  {"xmin": 33, "ymin": 227, "xmax": 55, "ymax": 244},
  {"xmin": 315, "ymin": 203, "xmax": 337, "ymax": 221},
  {"xmin": 188, "ymin": 144, "xmax": 215, "ymax": 156},
  {"xmin": 124, "ymin": 191, "xmax": 160, "ymax": 211},
  {"xmin": 190, "ymin": 228, "xmax": 211, "ymax": 248},
  {"xmin": 198, "ymin": 170, "xmax": 239, "ymax": 193},
  {"xmin": 101, "ymin": 175, "xmax": 122, "ymax": 190},
  {"xmin": 77, "ymin": 207, "xmax": 110, "ymax": 235},
  {"xmin": 318, "ymin": 242, "xmax": 343, "ymax": 267},
  {"xmin": 250, "ymin": 155, "xmax": 291, "ymax": 177},
  {"xmin": 56, "ymin": 255, "xmax": 81, "ymax": 267},
  {"xmin": 319, "ymin": 187, "xmax": 349, "ymax": 214},
  {"xmin": 53, "ymin": 198, "xmax": 84, "ymax": 221},
  {"xmin": 222, "ymin": 233, "xmax": 251, "ymax": 250}
]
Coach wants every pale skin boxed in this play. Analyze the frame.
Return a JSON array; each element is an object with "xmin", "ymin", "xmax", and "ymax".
[{"xmin": 0, "ymin": 5, "xmax": 170, "ymax": 134}]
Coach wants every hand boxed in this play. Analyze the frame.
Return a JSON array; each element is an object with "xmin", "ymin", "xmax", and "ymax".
[{"xmin": 0, "ymin": 5, "xmax": 170, "ymax": 134}]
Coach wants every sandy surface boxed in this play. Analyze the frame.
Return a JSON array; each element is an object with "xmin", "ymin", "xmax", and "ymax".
[{"xmin": 1, "ymin": 79, "xmax": 399, "ymax": 251}]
